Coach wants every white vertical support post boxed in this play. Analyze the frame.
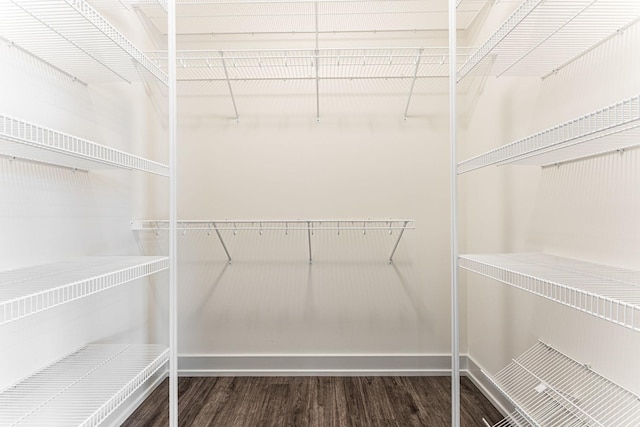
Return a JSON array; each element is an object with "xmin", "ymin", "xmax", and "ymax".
[
  {"xmin": 449, "ymin": 0, "xmax": 460, "ymax": 426},
  {"xmin": 314, "ymin": 1, "xmax": 320, "ymax": 122},
  {"xmin": 168, "ymin": 0, "xmax": 178, "ymax": 426}
]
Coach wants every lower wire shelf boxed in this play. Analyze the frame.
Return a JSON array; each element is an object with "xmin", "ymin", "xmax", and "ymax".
[
  {"xmin": 483, "ymin": 341, "xmax": 640, "ymax": 427},
  {"xmin": 0, "ymin": 256, "xmax": 169, "ymax": 325},
  {"xmin": 0, "ymin": 344, "xmax": 169, "ymax": 426},
  {"xmin": 486, "ymin": 410, "xmax": 532, "ymax": 427},
  {"xmin": 459, "ymin": 252, "xmax": 640, "ymax": 332}
]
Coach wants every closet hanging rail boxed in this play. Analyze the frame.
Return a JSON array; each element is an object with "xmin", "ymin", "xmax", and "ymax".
[
  {"xmin": 0, "ymin": 344, "xmax": 169, "ymax": 426},
  {"xmin": 132, "ymin": 219, "xmax": 415, "ymax": 263},
  {"xmin": 483, "ymin": 340, "xmax": 640, "ymax": 426},
  {"xmin": 457, "ymin": 94, "xmax": 640, "ymax": 173},
  {"xmin": 0, "ymin": 115, "xmax": 170, "ymax": 175},
  {"xmin": 458, "ymin": 0, "xmax": 640, "ymax": 81},
  {"xmin": 0, "ymin": 0, "xmax": 168, "ymax": 84},
  {"xmin": 459, "ymin": 253, "xmax": 640, "ymax": 332},
  {"xmin": 0, "ymin": 257, "xmax": 169, "ymax": 326}
]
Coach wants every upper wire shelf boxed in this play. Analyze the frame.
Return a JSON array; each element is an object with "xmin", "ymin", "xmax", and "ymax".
[
  {"xmin": 151, "ymin": 47, "xmax": 473, "ymax": 82},
  {"xmin": 0, "ymin": 344, "xmax": 168, "ymax": 426},
  {"xmin": 458, "ymin": 0, "xmax": 640, "ymax": 81},
  {"xmin": 459, "ymin": 253, "xmax": 640, "ymax": 332},
  {"xmin": 132, "ymin": 219, "xmax": 415, "ymax": 263},
  {"xmin": 0, "ymin": 115, "xmax": 170, "ymax": 175},
  {"xmin": 484, "ymin": 340, "xmax": 640, "ymax": 426},
  {"xmin": 130, "ymin": 0, "xmax": 490, "ymax": 35},
  {"xmin": 457, "ymin": 94, "xmax": 640, "ymax": 173},
  {"xmin": 0, "ymin": 0, "xmax": 168, "ymax": 85},
  {"xmin": 0, "ymin": 256, "xmax": 168, "ymax": 325}
]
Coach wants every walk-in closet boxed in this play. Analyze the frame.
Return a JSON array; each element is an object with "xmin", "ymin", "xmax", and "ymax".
[{"xmin": 1, "ymin": 0, "xmax": 639, "ymax": 426}]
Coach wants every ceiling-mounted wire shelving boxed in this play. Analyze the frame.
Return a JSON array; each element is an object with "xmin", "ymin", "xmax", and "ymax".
[
  {"xmin": 0, "ymin": 257, "xmax": 168, "ymax": 325},
  {"xmin": 458, "ymin": 0, "xmax": 640, "ymax": 81},
  {"xmin": 0, "ymin": 0, "xmax": 168, "ymax": 85},
  {"xmin": 457, "ymin": 94, "xmax": 640, "ymax": 173},
  {"xmin": 0, "ymin": 344, "xmax": 169, "ymax": 426},
  {"xmin": 483, "ymin": 340, "xmax": 640, "ymax": 426},
  {"xmin": 459, "ymin": 253, "xmax": 640, "ymax": 332},
  {"xmin": 149, "ymin": 47, "xmax": 475, "ymax": 119},
  {"xmin": 132, "ymin": 219, "xmax": 415, "ymax": 263},
  {"xmin": 0, "ymin": 115, "xmax": 170, "ymax": 175},
  {"xmin": 130, "ymin": 0, "xmax": 491, "ymax": 35}
]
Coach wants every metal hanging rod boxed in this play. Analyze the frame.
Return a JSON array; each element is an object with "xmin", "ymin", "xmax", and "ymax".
[{"xmin": 132, "ymin": 219, "xmax": 415, "ymax": 264}]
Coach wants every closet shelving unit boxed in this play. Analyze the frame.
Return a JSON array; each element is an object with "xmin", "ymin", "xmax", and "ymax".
[
  {"xmin": 0, "ymin": 0, "xmax": 177, "ymax": 425},
  {"xmin": 453, "ymin": 0, "xmax": 640, "ymax": 425},
  {"xmin": 132, "ymin": 219, "xmax": 414, "ymax": 263}
]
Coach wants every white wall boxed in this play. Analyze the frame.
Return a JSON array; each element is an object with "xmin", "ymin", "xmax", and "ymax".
[
  {"xmin": 462, "ymin": 7, "xmax": 640, "ymax": 396},
  {"xmin": 0, "ymin": 9, "xmax": 168, "ymax": 389}
]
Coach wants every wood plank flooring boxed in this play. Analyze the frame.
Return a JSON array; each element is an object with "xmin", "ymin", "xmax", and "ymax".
[{"xmin": 123, "ymin": 376, "xmax": 502, "ymax": 426}]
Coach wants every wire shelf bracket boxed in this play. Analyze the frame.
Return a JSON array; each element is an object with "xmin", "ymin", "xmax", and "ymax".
[
  {"xmin": 0, "ymin": 115, "xmax": 170, "ymax": 175},
  {"xmin": 132, "ymin": 219, "xmax": 415, "ymax": 264},
  {"xmin": 459, "ymin": 252, "xmax": 640, "ymax": 332},
  {"xmin": 457, "ymin": 94, "xmax": 640, "ymax": 173},
  {"xmin": 0, "ymin": 344, "xmax": 169, "ymax": 426},
  {"xmin": 482, "ymin": 340, "xmax": 640, "ymax": 426},
  {"xmin": 0, "ymin": 256, "xmax": 169, "ymax": 325}
]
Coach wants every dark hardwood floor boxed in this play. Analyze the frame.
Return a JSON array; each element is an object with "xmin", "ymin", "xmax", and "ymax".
[{"xmin": 123, "ymin": 376, "xmax": 502, "ymax": 426}]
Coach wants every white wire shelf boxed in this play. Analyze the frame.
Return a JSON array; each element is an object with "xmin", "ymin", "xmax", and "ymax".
[
  {"xmin": 132, "ymin": 219, "xmax": 415, "ymax": 263},
  {"xmin": 0, "ymin": 344, "xmax": 169, "ymax": 426},
  {"xmin": 149, "ymin": 47, "xmax": 475, "ymax": 119},
  {"xmin": 485, "ymin": 410, "xmax": 533, "ymax": 427},
  {"xmin": 483, "ymin": 340, "xmax": 640, "ymax": 426},
  {"xmin": 457, "ymin": 94, "xmax": 640, "ymax": 173},
  {"xmin": 130, "ymin": 0, "xmax": 490, "ymax": 35},
  {"xmin": 458, "ymin": 0, "xmax": 640, "ymax": 81},
  {"xmin": 151, "ymin": 48, "xmax": 473, "ymax": 82},
  {"xmin": 0, "ymin": 256, "xmax": 169, "ymax": 325},
  {"xmin": 459, "ymin": 253, "xmax": 640, "ymax": 332},
  {"xmin": 0, "ymin": 0, "xmax": 168, "ymax": 85},
  {"xmin": 0, "ymin": 115, "xmax": 170, "ymax": 175}
]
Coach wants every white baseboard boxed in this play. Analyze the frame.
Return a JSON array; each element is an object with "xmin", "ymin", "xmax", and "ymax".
[
  {"xmin": 178, "ymin": 353, "xmax": 469, "ymax": 376},
  {"xmin": 464, "ymin": 355, "xmax": 513, "ymax": 418}
]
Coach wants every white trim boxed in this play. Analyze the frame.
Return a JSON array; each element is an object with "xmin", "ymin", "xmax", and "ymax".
[
  {"xmin": 464, "ymin": 355, "xmax": 513, "ymax": 418},
  {"xmin": 178, "ymin": 354, "xmax": 470, "ymax": 377}
]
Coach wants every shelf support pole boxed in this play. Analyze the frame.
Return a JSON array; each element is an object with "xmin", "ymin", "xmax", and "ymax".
[
  {"xmin": 167, "ymin": 0, "xmax": 178, "ymax": 426},
  {"xmin": 388, "ymin": 221, "xmax": 408, "ymax": 263},
  {"xmin": 220, "ymin": 51, "xmax": 239, "ymax": 122},
  {"xmin": 307, "ymin": 221, "xmax": 313, "ymax": 264},
  {"xmin": 449, "ymin": 0, "xmax": 460, "ymax": 425},
  {"xmin": 314, "ymin": 1, "xmax": 320, "ymax": 122},
  {"xmin": 403, "ymin": 48, "xmax": 424, "ymax": 120},
  {"xmin": 212, "ymin": 223, "xmax": 232, "ymax": 264}
]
